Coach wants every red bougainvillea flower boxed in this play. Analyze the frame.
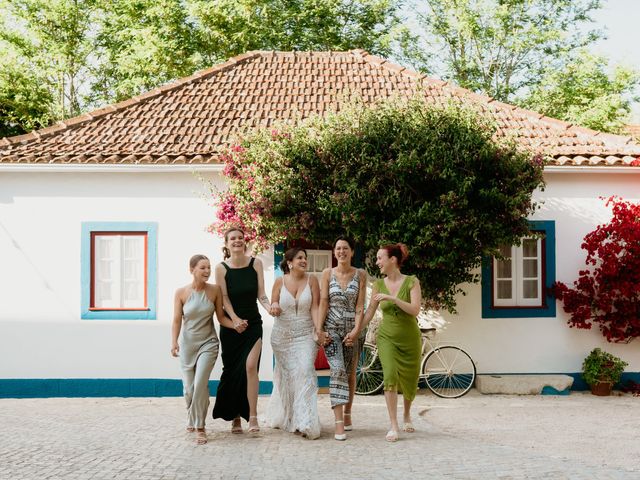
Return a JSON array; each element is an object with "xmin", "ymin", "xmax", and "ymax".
[{"xmin": 551, "ymin": 196, "xmax": 640, "ymax": 343}]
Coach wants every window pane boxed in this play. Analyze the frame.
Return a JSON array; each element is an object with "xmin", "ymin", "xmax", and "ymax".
[
  {"xmin": 124, "ymin": 260, "xmax": 141, "ymax": 279},
  {"xmin": 523, "ymin": 259, "xmax": 538, "ymax": 278},
  {"xmin": 315, "ymin": 254, "xmax": 329, "ymax": 272},
  {"xmin": 99, "ymin": 261, "xmax": 112, "ymax": 279},
  {"xmin": 523, "ymin": 280, "xmax": 539, "ymax": 299},
  {"xmin": 496, "ymin": 259, "xmax": 512, "ymax": 278},
  {"xmin": 307, "ymin": 255, "xmax": 315, "ymax": 272},
  {"xmin": 497, "ymin": 280, "xmax": 512, "ymax": 299},
  {"xmin": 98, "ymin": 282, "xmax": 112, "ymax": 301},
  {"xmin": 98, "ymin": 238, "xmax": 112, "ymax": 256},
  {"xmin": 522, "ymin": 238, "xmax": 538, "ymax": 257},
  {"xmin": 124, "ymin": 236, "xmax": 142, "ymax": 257},
  {"xmin": 124, "ymin": 282, "xmax": 141, "ymax": 301}
]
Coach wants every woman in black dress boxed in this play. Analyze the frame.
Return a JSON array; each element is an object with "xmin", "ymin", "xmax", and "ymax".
[{"xmin": 212, "ymin": 228, "xmax": 271, "ymax": 434}]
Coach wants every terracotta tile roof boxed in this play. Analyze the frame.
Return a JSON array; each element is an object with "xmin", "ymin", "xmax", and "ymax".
[
  {"xmin": 624, "ymin": 124, "xmax": 640, "ymax": 141},
  {"xmin": 1, "ymin": 50, "xmax": 639, "ymax": 167}
]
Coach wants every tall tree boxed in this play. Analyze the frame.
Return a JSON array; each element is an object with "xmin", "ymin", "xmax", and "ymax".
[
  {"xmin": 92, "ymin": 0, "xmax": 200, "ymax": 103},
  {"xmin": 0, "ymin": 0, "xmax": 97, "ymax": 122},
  {"xmin": 407, "ymin": 0, "xmax": 603, "ymax": 101},
  {"xmin": 188, "ymin": 0, "xmax": 404, "ymax": 65},
  {"xmin": 523, "ymin": 51, "xmax": 639, "ymax": 133},
  {"xmin": 0, "ymin": 40, "xmax": 53, "ymax": 136}
]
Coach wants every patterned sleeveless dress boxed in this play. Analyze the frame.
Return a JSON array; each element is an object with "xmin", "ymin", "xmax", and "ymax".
[{"xmin": 324, "ymin": 268, "xmax": 361, "ymax": 407}]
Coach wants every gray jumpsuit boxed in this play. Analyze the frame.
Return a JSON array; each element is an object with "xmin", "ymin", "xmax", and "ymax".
[{"xmin": 179, "ymin": 289, "xmax": 220, "ymax": 428}]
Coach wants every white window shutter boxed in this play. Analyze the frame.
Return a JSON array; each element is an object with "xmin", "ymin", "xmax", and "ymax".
[
  {"xmin": 94, "ymin": 236, "xmax": 121, "ymax": 308},
  {"xmin": 93, "ymin": 233, "xmax": 146, "ymax": 309}
]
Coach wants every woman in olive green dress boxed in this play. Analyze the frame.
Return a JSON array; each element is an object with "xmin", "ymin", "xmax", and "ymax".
[{"xmin": 347, "ymin": 243, "xmax": 422, "ymax": 442}]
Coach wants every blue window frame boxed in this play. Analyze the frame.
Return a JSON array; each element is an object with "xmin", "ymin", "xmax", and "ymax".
[
  {"xmin": 81, "ymin": 222, "xmax": 157, "ymax": 320},
  {"xmin": 481, "ymin": 220, "xmax": 556, "ymax": 318}
]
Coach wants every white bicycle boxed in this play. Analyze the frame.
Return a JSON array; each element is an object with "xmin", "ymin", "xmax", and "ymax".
[{"xmin": 356, "ymin": 327, "xmax": 476, "ymax": 398}]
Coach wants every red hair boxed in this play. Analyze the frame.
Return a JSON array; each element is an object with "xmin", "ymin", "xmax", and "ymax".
[{"xmin": 381, "ymin": 243, "xmax": 409, "ymax": 267}]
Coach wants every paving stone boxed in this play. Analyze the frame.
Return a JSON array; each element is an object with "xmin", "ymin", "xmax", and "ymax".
[{"xmin": 0, "ymin": 391, "xmax": 637, "ymax": 479}]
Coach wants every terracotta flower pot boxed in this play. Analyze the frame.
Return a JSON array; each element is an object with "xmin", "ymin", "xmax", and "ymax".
[{"xmin": 590, "ymin": 381, "xmax": 613, "ymax": 396}]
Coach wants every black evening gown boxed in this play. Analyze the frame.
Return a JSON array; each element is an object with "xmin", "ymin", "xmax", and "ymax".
[{"xmin": 212, "ymin": 257, "xmax": 263, "ymax": 421}]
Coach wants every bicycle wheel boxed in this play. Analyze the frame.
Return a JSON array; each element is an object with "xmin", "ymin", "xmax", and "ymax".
[
  {"xmin": 422, "ymin": 345, "xmax": 476, "ymax": 398},
  {"xmin": 355, "ymin": 343, "xmax": 384, "ymax": 395}
]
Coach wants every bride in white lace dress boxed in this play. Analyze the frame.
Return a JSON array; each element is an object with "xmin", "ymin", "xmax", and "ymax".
[{"xmin": 267, "ymin": 248, "xmax": 322, "ymax": 439}]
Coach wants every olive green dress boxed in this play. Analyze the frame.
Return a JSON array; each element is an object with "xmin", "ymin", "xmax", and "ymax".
[{"xmin": 375, "ymin": 275, "xmax": 422, "ymax": 401}]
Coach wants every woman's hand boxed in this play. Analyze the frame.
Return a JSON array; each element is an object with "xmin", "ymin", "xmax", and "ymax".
[
  {"xmin": 315, "ymin": 330, "xmax": 330, "ymax": 347},
  {"xmin": 269, "ymin": 302, "xmax": 282, "ymax": 316},
  {"xmin": 373, "ymin": 293, "xmax": 394, "ymax": 303},
  {"xmin": 344, "ymin": 328, "xmax": 359, "ymax": 347},
  {"xmin": 171, "ymin": 342, "xmax": 179, "ymax": 357},
  {"xmin": 233, "ymin": 319, "xmax": 248, "ymax": 333}
]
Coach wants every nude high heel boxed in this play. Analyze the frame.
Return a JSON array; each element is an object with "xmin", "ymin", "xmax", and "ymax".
[{"xmin": 334, "ymin": 420, "xmax": 347, "ymax": 441}]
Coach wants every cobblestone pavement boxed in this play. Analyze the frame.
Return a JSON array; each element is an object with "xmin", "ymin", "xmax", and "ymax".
[{"xmin": 1, "ymin": 390, "xmax": 638, "ymax": 479}]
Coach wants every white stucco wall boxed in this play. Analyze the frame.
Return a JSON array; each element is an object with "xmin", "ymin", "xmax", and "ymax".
[
  {"xmin": 0, "ymin": 170, "xmax": 276, "ymax": 381},
  {"xmin": 439, "ymin": 169, "xmax": 640, "ymax": 375},
  {"xmin": 1, "ymin": 167, "xmax": 639, "ymax": 385}
]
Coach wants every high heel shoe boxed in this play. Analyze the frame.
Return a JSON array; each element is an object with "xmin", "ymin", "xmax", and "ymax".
[
  {"xmin": 248, "ymin": 416, "xmax": 260, "ymax": 434},
  {"xmin": 334, "ymin": 420, "xmax": 347, "ymax": 441},
  {"xmin": 344, "ymin": 412, "xmax": 352, "ymax": 431}
]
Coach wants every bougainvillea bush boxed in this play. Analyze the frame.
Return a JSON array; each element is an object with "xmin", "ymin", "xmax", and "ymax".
[
  {"xmin": 552, "ymin": 197, "xmax": 640, "ymax": 343},
  {"xmin": 210, "ymin": 96, "xmax": 544, "ymax": 311}
]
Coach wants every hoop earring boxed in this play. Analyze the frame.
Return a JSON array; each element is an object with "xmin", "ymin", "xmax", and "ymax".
[{"xmin": 287, "ymin": 263, "xmax": 293, "ymax": 270}]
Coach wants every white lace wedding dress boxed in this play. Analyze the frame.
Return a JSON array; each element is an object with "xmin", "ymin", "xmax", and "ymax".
[{"xmin": 267, "ymin": 279, "xmax": 321, "ymax": 439}]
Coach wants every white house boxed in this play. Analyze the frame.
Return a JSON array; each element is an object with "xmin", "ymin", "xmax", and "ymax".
[{"xmin": 1, "ymin": 50, "xmax": 639, "ymax": 398}]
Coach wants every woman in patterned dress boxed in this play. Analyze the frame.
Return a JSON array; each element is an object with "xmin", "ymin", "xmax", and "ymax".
[
  {"xmin": 347, "ymin": 243, "xmax": 422, "ymax": 442},
  {"xmin": 318, "ymin": 236, "xmax": 366, "ymax": 440}
]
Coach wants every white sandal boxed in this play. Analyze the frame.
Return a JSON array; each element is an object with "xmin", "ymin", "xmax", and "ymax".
[
  {"xmin": 344, "ymin": 412, "xmax": 353, "ymax": 431},
  {"xmin": 334, "ymin": 420, "xmax": 347, "ymax": 441},
  {"xmin": 385, "ymin": 430, "xmax": 398, "ymax": 442}
]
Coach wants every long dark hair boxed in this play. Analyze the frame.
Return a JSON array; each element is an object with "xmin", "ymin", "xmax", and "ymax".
[
  {"xmin": 332, "ymin": 235, "xmax": 355, "ymax": 250},
  {"xmin": 280, "ymin": 247, "xmax": 307, "ymax": 274}
]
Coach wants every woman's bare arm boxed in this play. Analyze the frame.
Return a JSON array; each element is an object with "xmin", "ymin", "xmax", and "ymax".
[{"xmin": 171, "ymin": 288, "xmax": 184, "ymax": 357}]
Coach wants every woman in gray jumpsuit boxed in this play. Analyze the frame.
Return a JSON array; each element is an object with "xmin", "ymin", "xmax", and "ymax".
[{"xmin": 171, "ymin": 254, "xmax": 233, "ymax": 444}]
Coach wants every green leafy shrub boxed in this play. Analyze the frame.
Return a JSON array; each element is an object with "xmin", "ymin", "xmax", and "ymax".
[
  {"xmin": 210, "ymin": 96, "xmax": 544, "ymax": 311},
  {"xmin": 582, "ymin": 348, "xmax": 628, "ymax": 386}
]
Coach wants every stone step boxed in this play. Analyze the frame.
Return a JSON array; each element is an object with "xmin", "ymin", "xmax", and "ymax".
[{"xmin": 476, "ymin": 374, "xmax": 574, "ymax": 395}]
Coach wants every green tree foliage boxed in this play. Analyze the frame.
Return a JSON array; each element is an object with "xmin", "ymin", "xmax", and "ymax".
[
  {"xmin": 523, "ymin": 51, "xmax": 640, "ymax": 133},
  {"xmin": 189, "ymin": 0, "xmax": 403, "ymax": 63},
  {"xmin": 408, "ymin": 0, "xmax": 603, "ymax": 101},
  {"xmin": 0, "ymin": 47, "xmax": 53, "ymax": 137},
  {"xmin": 211, "ymin": 97, "xmax": 544, "ymax": 311},
  {"xmin": 0, "ymin": 0, "xmax": 406, "ymax": 133},
  {"xmin": 92, "ymin": 0, "xmax": 200, "ymax": 103},
  {"xmin": 0, "ymin": 0, "xmax": 97, "ymax": 125}
]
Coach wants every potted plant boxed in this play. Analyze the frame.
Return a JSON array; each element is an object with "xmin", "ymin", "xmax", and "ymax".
[{"xmin": 582, "ymin": 348, "xmax": 628, "ymax": 396}]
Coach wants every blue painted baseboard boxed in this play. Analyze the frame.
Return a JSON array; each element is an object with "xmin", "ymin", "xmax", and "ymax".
[
  {"xmin": 2, "ymin": 372, "xmax": 638, "ymax": 398},
  {"xmin": 0, "ymin": 379, "xmax": 273, "ymax": 399}
]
